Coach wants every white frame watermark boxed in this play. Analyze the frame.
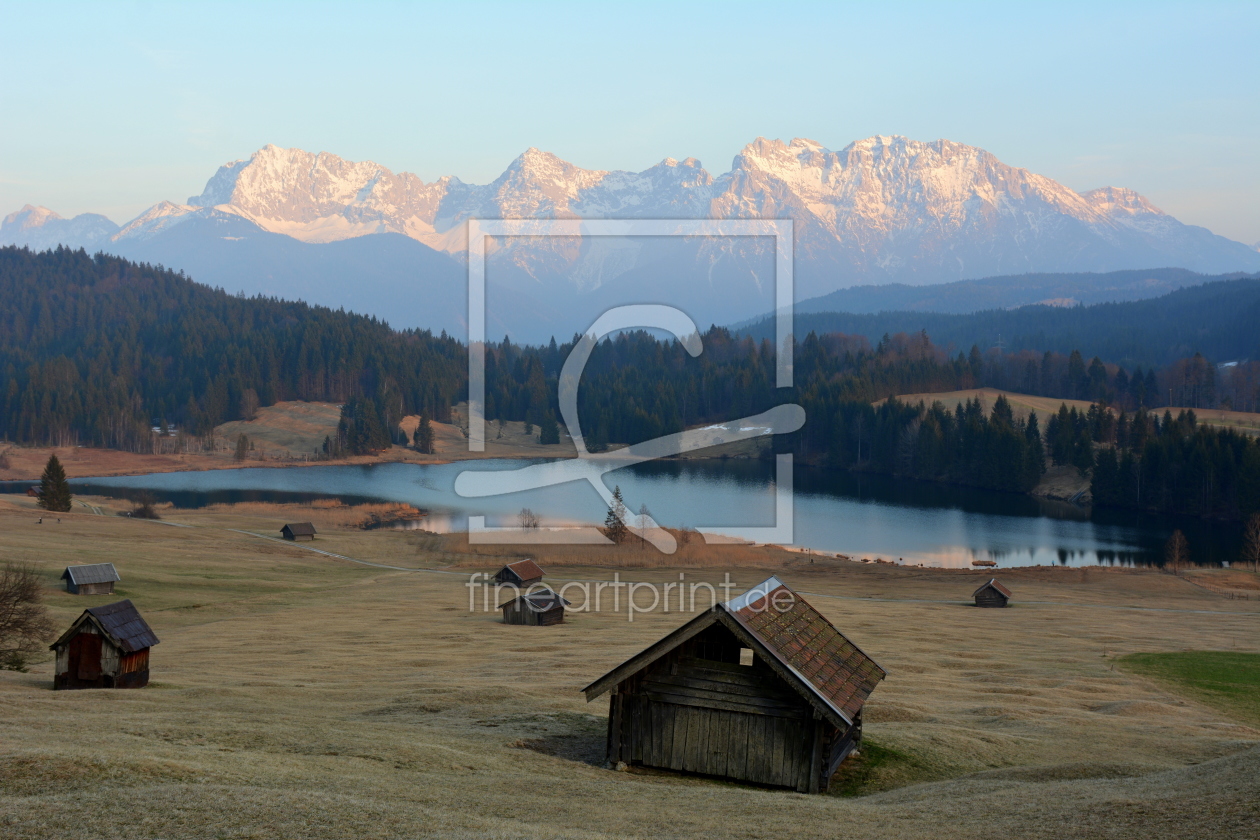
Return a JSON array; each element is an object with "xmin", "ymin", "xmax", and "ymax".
[{"xmin": 458, "ymin": 219, "xmax": 799, "ymax": 553}]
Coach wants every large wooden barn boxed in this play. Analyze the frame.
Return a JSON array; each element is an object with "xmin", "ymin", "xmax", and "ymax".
[
  {"xmin": 973, "ymin": 578, "xmax": 1012, "ymax": 608},
  {"xmin": 583, "ymin": 576, "xmax": 886, "ymax": 793},
  {"xmin": 500, "ymin": 589, "xmax": 570, "ymax": 626},
  {"xmin": 494, "ymin": 559, "xmax": 544, "ymax": 586},
  {"xmin": 61, "ymin": 563, "xmax": 120, "ymax": 595},
  {"xmin": 50, "ymin": 600, "xmax": 160, "ymax": 690}
]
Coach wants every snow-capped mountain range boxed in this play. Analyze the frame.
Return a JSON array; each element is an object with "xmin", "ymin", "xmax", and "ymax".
[{"xmin": 5, "ymin": 136, "xmax": 1259, "ymax": 341}]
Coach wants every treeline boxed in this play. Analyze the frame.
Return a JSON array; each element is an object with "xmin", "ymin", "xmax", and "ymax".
[
  {"xmin": 0, "ymin": 247, "xmax": 464, "ymax": 450},
  {"xmin": 741, "ymin": 277, "xmax": 1260, "ymax": 371},
  {"xmin": 1091, "ymin": 409, "xmax": 1260, "ymax": 520},
  {"xmin": 5, "ymin": 247, "xmax": 1259, "ymax": 516},
  {"xmin": 810, "ymin": 395, "xmax": 1046, "ymax": 492}
]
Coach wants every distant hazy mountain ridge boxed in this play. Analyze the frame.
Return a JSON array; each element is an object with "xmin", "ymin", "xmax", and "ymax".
[{"xmin": 5, "ymin": 137, "xmax": 1259, "ymax": 339}]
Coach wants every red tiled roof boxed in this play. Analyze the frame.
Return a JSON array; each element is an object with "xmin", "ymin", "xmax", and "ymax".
[
  {"xmin": 504, "ymin": 559, "xmax": 544, "ymax": 580},
  {"xmin": 973, "ymin": 578, "xmax": 1011, "ymax": 598},
  {"xmin": 726, "ymin": 578, "xmax": 885, "ymax": 724}
]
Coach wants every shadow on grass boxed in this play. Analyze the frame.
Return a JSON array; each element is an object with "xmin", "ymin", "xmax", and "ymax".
[{"xmin": 826, "ymin": 740, "xmax": 943, "ymax": 797}]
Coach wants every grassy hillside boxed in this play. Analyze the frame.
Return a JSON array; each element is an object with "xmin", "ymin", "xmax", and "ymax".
[{"xmin": 1, "ymin": 495, "xmax": 1258, "ymax": 838}]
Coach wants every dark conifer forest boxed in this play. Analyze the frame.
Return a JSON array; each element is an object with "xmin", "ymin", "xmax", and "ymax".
[
  {"xmin": 0, "ymin": 247, "xmax": 464, "ymax": 450},
  {"xmin": 3, "ymin": 246, "xmax": 1259, "ymax": 518}
]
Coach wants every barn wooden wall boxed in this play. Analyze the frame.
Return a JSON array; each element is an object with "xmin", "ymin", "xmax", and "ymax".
[
  {"xmin": 975, "ymin": 588, "xmax": 1008, "ymax": 608},
  {"xmin": 605, "ymin": 627, "xmax": 854, "ymax": 792}
]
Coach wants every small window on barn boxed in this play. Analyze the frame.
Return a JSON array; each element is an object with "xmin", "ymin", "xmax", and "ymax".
[{"xmin": 739, "ymin": 648, "xmax": 754, "ymax": 666}]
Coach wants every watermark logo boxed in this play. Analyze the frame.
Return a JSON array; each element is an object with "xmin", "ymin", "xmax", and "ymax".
[
  {"xmin": 455, "ymin": 220, "xmax": 801, "ymax": 553},
  {"xmin": 467, "ymin": 572, "xmax": 797, "ymax": 622}
]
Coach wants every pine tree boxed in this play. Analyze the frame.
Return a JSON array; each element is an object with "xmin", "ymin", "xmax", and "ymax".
[
  {"xmin": 234, "ymin": 433, "xmax": 249, "ymax": 462},
  {"xmin": 413, "ymin": 415, "xmax": 434, "ymax": 454},
  {"xmin": 603, "ymin": 485, "xmax": 628, "ymax": 545},
  {"xmin": 539, "ymin": 412, "xmax": 560, "ymax": 445},
  {"xmin": 36, "ymin": 454, "xmax": 72, "ymax": 512}
]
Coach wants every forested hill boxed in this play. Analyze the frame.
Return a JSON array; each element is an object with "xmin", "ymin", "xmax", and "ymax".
[
  {"xmin": 0, "ymin": 246, "xmax": 464, "ymax": 449},
  {"xmin": 739, "ymin": 279, "xmax": 1260, "ymax": 369}
]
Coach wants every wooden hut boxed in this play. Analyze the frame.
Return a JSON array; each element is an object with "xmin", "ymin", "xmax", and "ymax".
[
  {"xmin": 500, "ymin": 589, "xmax": 570, "ymax": 626},
  {"xmin": 280, "ymin": 522, "xmax": 317, "ymax": 541},
  {"xmin": 494, "ymin": 559, "xmax": 544, "ymax": 586},
  {"xmin": 582, "ymin": 576, "xmax": 886, "ymax": 793},
  {"xmin": 973, "ymin": 578, "xmax": 1011, "ymax": 608},
  {"xmin": 50, "ymin": 600, "xmax": 159, "ymax": 690},
  {"xmin": 61, "ymin": 563, "xmax": 120, "ymax": 595}
]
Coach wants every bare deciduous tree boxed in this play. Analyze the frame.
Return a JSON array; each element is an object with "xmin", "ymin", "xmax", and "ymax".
[
  {"xmin": 1242, "ymin": 513, "xmax": 1260, "ymax": 573},
  {"xmin": 518, "ymin": 508, "xmax": 539, "ymax": 531},
  {"xmin": 0, "ymin": 563, "xmax": 56, "ymax": 672},
  {"xmin": 1165, "ymin": 529, "xmax": 1188, "ymax": 575}
]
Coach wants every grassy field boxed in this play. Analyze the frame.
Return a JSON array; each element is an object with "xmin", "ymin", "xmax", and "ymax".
[
  {"xmin": 1, "ymin": 493, "xmax": 1259, "ymax": 838},
  {"xmin": 1116, "ymin": 652, "xmax": 1260, "ymax": 727}
]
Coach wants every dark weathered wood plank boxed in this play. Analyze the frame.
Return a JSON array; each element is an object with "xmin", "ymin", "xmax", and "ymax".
[
  {"xmin": 806, "ymin": 719, "xmax": 823, "ymax": 793},
  {"xmin": 641, "ymin": 679, "xmax": 809, "ymax": 711},
  {"xmin": 708, "ymin": 709, "xmax": 727, "ymax": 778},
  {"xmin": 661, "ymin": 700, "xmax": 676, "ymax": 769},
  {"xmin": 649, "ymin": 671, "xmax": 803, "ymax": 702},
  {"xmin": 685, "ymin": 705, "xmax": 703, "ymax": 773},
  {"xmin": 729, "ymin": 710, "xmax": 748, "ymax": 782},
  {"xmin": 643, "ymin": 689, "xmax": 810, "ymax": 720},
  {"xmin": 583, "ymin": 611, "xmax": 719, "ymax": 701}
]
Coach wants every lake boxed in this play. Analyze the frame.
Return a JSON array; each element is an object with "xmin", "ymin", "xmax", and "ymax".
[{"xmin": 29, "ymin": 457, "xmax": 1244, "ymax": 569}]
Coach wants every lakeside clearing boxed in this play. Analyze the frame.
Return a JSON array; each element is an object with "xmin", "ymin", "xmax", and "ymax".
[
  {"xmin": 1, "ymin": 495, "xmax": 1258, "ymax": 838},
  {"xmin": 881, "ymin": 387, "xmax": 1260, "ymax": 435}
]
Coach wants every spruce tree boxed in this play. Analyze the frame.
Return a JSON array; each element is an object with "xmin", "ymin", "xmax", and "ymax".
[
  {"xmin": 36, "ymin": 454, "xmax": 72, "ymax": 513},
  {"xmin": 603, "ymin": 485, "xmax": 628, "ymax": 544},
  {"xmin": 412, "ymin": 415, "xmax": 434, "ymax": 454},
  {"xmin": 539, "ymin": 412, "xmax": 560, "ymax": 445}
]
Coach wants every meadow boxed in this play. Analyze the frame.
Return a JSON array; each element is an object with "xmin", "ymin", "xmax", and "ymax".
[{"xmin": 1, "ymin": 493, "xmax": 1258, "ymax": 839}]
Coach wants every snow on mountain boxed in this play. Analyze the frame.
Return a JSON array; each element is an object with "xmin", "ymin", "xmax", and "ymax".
[
  {"xmin": 6, "ymin": 136, "xmax": 1259, "ymax": 339},
  {"xmin": 161, "ymin": 136, "xmax": 1260, "ymax": 286},
  {"xmin": 1, "ymin": 204, "xmax": 119, "ymax": 250}
]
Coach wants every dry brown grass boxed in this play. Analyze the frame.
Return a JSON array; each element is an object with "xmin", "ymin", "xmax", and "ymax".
[{"xmin": 1, "ymin": 496, "xmax": 1258, "ymax": 838}]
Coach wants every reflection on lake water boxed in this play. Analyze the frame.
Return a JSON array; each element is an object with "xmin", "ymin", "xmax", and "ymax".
[{"xmin": 24, "ymin": 458, "xmax": 1242, "ymax": 569}]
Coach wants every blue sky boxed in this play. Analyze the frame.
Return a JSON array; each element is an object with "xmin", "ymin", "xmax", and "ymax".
[{"xmin": 2, "ymin": 0, "xmax": 1258, "ymax": 243}]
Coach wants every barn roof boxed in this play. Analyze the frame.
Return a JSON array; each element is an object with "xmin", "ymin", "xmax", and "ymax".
[
  {"xmin": 973, "ymin": 578, "xmax": 1012, "ymax": 598},
  {"xmin": 583, "ymin": 576, "xmax": 885, "ymax": 728},
  {"xmin": 498, "ymin": 589, "xmax": 572, "ymax": 611},
  {"xmin": 282, "ymin": 522, "xmax": 317, "ymax": 536},
  {"xmin": 52, "ymin": 600, "xmax": 160, "ymax": 653},
  {"xmin": 61, "ymin": 563, "xmax": 121, "ymax": 585},
  {"xmin": 501, "ymin": 559, "xmax": 545, "ymax": 580}
]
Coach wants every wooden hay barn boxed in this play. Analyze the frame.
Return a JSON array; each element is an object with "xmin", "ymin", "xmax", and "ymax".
[
  {"xmin": 61, "ymin": 563, "xmax": 121, "ymax": 595},
  {"xmin": 583, "ymin": 576, "xmax": 886, "ymax": 793},
  {"xmin": 973, "ymin": 578, "xmax": 1011, "ymax": 608},
  {"xmin": 500, "ymin": 589, "xmax": 570, "ymax": 626},
  {"xmin": 494, "ymin": 559, "xmax": 544, "ymax": 586},
  {"xmin": 50, "ymin": 600, "xmax": 160, "ymax": 690},
  {"xmin": 280, "ymin": 522, "xmax": 317, "ymax": 541}
]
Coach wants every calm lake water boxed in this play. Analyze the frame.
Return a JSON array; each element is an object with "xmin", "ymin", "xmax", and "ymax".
[{"xmin": 25, "ymin": 458, "xmax": 1243, "ymax": 569}]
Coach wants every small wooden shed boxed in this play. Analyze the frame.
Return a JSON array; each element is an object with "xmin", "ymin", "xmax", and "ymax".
[
  {"xmin": 583, "ymin": 576, "xmax": 886, "ymax": 793},
  {"xmin": 973, "ymin": 578, "xmax": 1011, "ymax": 608},
  {"xmin": 280, "ymin": 522, "xmax": 317, "ymax": 541},
  {"xmin": 50, "ymin": 600, "xmax": 159, "ymax": 690},
  {"xmin": 500, "ymin": 589, "xmax": 570, "ymax": 626},
  {"xmin": 61, "ymin": 563, "xmax": 121, "ymax": 595},
  {"xmin": 494, "ymin": 559, "xmax": 544, "ymax": 586}
]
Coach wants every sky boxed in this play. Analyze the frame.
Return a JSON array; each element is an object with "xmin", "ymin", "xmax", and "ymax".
[{"xmin": 1, "ymin": 0, "xmax": 1258, "ymax": 245}]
